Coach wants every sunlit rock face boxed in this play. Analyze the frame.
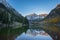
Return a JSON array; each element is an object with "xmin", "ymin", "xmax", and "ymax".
[
  {"xmin": 26, "ymin": 13, "xmax": 48, "ymax": 20},
  {"xmin": 39, "ymin": 4, "xmax": 60, "ymax": 40},
  {"xmin": 56, "ymin": 4, "xmax": 60, "ymax": 8},
  {"xmin": 42, "ymin": 4, "xmax": 60, "ymax": 24}
]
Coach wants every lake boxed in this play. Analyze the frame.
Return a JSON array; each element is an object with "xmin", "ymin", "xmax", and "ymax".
[{"xmin": 15, "ymin": 29, "xmax": 53, "ymax": 40}]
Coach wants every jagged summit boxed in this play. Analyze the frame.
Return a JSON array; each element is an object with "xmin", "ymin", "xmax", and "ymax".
[
  {"xmin": 56, "ymin": 4, "xmax": 60, "ymax": 8},
  {"xmin": 39, "ymin": 14, "xmax": 48, "ymax": 17},
  {"xmin": 26, "ymin": 13, "xmax": 38, "ymax": 16}
]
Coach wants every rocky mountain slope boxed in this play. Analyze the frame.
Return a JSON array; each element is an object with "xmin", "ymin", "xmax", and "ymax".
[
  {"xmin": 42, "ymin": 4, "xmax": 60, "ymax": 24},
  {"xmin": 0, "ymin": 2, "xmax": 29, "ymax": 40},
  {"xmin": 39, "ymin": 4, "xmax": 60, "ymax": 40}
]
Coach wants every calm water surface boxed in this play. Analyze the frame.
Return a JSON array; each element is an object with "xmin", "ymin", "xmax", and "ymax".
[{"xmin": 15, "ymin": 29, "xmax": 53, "ymax": 40}]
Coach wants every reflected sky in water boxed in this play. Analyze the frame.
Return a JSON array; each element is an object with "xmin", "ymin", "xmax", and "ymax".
[{"xmin": 15, "ymin": 29, "xmax": 53, "ymax": 40}]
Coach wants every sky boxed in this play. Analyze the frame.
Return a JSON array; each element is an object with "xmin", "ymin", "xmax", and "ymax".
[{"xmin": 7, "ymin": 0, "xmax": 60, "ymax": 16}]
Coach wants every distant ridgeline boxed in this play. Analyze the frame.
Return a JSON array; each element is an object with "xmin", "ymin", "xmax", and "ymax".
[
  {"xmin": 42, "ymin": 4, "xmax": 60, "ymax": 24},
  {"xmin": 0, "ymin": 0, "xmax": 29, "ymax": 40}
]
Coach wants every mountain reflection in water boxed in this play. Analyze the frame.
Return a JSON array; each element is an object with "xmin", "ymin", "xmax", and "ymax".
[{"xmin": 15, "ymin": 29, "xmax": 53, "ymax": 40}]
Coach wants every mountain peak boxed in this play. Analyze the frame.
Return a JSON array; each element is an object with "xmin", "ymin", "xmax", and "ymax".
[
  {"xmin": 26, "ymin": 13, "xmax": 38, "ymax": 16},
  {"xmin": 39, "ymin": 14, "xmax": 48, "ymax": 17},
  {"xmin": 56, "ymin": 4, "xmax": 60, "ymax": 8}
]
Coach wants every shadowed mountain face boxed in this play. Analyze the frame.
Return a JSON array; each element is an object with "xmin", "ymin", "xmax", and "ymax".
[
  {"xmin": 0, "ymin": 3, "xmax": 29, "ymax": 40},
  {"xmin": 0, "ymin": 3, "xmax": 29, "ymax": 26}
]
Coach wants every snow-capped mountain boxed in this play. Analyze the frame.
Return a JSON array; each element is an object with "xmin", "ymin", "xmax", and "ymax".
[
  {"xmin": 26, "ymin": 13, "xmax": 48, "ymax": 20},
  {"xmin": 26, "ymin": 13, "xmax": 38, "ymax": 20}
]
